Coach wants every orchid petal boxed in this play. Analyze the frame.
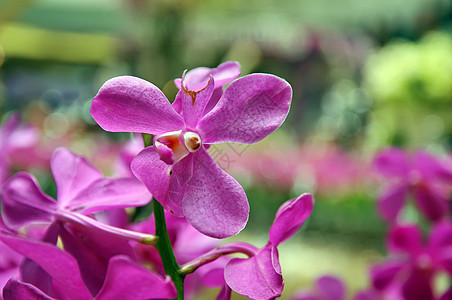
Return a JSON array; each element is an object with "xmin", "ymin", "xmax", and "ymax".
[
  {"xmin": 0, "ymin": 232, "xmax": 92, "ymax": 300},
  {"xmin": 370, "ymin": 261, "xmax": 404, "ymax": 290},
  {"xmin": 131, "ymin": 147, "xmax": 194, "ymax": 216},
  {"xmin": 199, "ymin": 74, "xmax": 292, "ymax": 144},
  {"xmin": 96, "ymin": 255, "xmax": 177, "ymax": 300},
  {"xmin": 401, "ymin": 268, "xmax": 434, "ymax": 300},
  {"xmin": 182, "ymin": 148, "xmax": 249, "ymax": 238},
  {"xmin": 180, "ymin": 76, "xmax": 215, "ymax": 128},
  {"xmin": 373, "ymin": 148, "xmax": 410, "ymax": 178},
  {"xmin": 316, "ymin": 275, "xmax": 346, "ymax": 300},
  {"xmin": 387, "ymin": 225, "xmax": 422, "ymax": 255},
  {"xmin": 269, "ymin": 194, "xmax": 314, "ymax": 246},
  {"xmin": 413, "ymin": 183, "xmax": 449, "ymax": 222},
  {"xmin": 377, "ymin": 183, "xmax": 408, "ymax": 222},
  {"xmin": 20, "ymin": 224, "xmax": 59, "ymax": 295},
  {"xmin": 69, "ymin": 177, "xmax": 151, "ymax": 214},
  {"xmin": 413, "ymin": 151, "xmax": 450, "ymax": 181},
  {"xmin": 224, "ymin": 246, "xmax": 283, "ymax": 300},
  {"xmin": 2, "ymin": 278, "xmax": 54, "ymax": 300},
  {"xmin": 174, "ymin": 61, "xmax": 241, "ymax": 91},
  {"xmin": 50, "ymin": 148, "xmax": 102, "ymax": 207},
  {"xmin": 131, "ymin": 146, "xmax": 171, "ymax": 207},
  {"xmin": 1, "ymin": 172, "xmax": 56, "ymax": 230},
  {"xmin": 59, "ymin": 223, "xmax": 136, "ymax": 296},
  {"xmin": 91, "ymin": 76, "xmax": 184, "ymax": 135}
]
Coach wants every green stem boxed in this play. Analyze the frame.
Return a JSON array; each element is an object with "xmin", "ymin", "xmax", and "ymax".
[
  {"xmin": 142, "ymin": 133, "xmax": 185, "ymax": 299},
  {"xmin": 153, "ymin": 200, "xmax": 185, "ymax": 299}
]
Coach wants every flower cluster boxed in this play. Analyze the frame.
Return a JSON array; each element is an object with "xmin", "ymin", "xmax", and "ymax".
[{"xmin": 0, "ymin": 62, "xmax": 314, "ymax": 299}]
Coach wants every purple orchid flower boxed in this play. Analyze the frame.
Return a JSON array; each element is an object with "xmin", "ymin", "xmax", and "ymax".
[
  {"xmin": 0, "ymin": 113, "xmax": 39, "ymax": 184},
  {"xmin": 179, "ymin": 193, "xmax": 314, "ymax": 299},
  {"xmin": 1, "ymin": 147, "xmax": 153, "ymax": 244},
  {"xmin": 373, "ymin": 148, "xmax": 452, "ymax": 222},
  {"xmin": 90, "ymin": 62, "xmax": 293, "ymax": 238},
  {"xmin": 0, "ymin": 230, "xmax": 177, "ymax": 299},
  {"xmin": 367, "ymin": 222, "xmax": 452, "ymax": 300},
  {"xmin": 292, "ymin": 275, "xmax": 346, "ymax": 300}
]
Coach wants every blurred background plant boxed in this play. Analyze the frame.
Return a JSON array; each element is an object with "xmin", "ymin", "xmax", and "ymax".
[{"xmin": 0, "ymin": 0, "xmax": 451, "ymax": 298}]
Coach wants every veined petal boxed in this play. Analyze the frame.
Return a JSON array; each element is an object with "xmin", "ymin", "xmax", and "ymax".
[
  {"xmin": 182, "ymin": 148, "xmax": 249, "ymax": 238},
  {"xmin": 2, "ymin": 278, "xmax": 54, "ymax": 300},
  {"xmin": 96, "ymin": 255, "xmax": 177, "ymax": 300},
  {"xmin": 198, "ymin": 74, "xmax": 292, "ymax": 144},
  {"xmin": 377, "ymin": 183, "xmax": 408, "ymax": 222},
  {"xmin": 224, "ymin": 246, "xmax": 283, "ymax": 300},
  {"xmin": 0, "ymin": 232, "xmax": 92, "ymax": 300},
  {"xmin": 1, "ymin": 172, "xmax": 56, "ymax": 230},
  {"xmin": 51, "ymin": 148, "xmax": 102, "ymax": 208},
  {"xmin": 91, "ymin": 76, "xmax": 184, "ymax": 135},
  {"xmin": 69, "ymin": 177, "xmax": 151, "ymax": 214},
  {"xmin": 269, "ymin": 194, "xmax": 314, "ymax": 247},
  {"xmin": 181, "ymin": 76, "xmax": 215, "ymax": 128},
  {"xmin": 373, "ymin": 148, "xmax": 410, "ymax": 178},
  {"xmin": 174, "ymin": 61, "xmax": 241, "ymax": 91},
  {"xmin": 131, "ymin": 146, "xmax": 194, "ymax": 216}
]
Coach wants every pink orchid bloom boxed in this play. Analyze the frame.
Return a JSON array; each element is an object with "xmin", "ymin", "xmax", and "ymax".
[
  {"xmin": 292, "ymin": 275, "xmax": 346, "ymax": 300},
  {"xmin": 373, "ymin": 148, "xmax": 452, "ymax": 222},
  {"xmin": 1, "ymin": 147, "xmax": 152, "ymax": 243},
  {"xmin": 91, "ymin": 61, "xmax": 293, "ymax": 238},
  {"xmin": 367, "ymin": 222, "xmax": 452, "ymax": 300},
  {"xmin": 0, "ymin": 113, "xmax": 39, "ymax": 184},
  {"xmin": 0, "ymin": 230, "xmax": 177, "ymax": 300}
]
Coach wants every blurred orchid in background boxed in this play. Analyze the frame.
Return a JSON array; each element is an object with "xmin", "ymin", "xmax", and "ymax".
[
  {"xmin": 0, "ymin": 114, "xmax": 40, "ymax": 184},
  {"xmin": 362, "ymin": 222, "xmax": 452, "ymax": 300},
  {"xmin": 373, "ymin": 148, "xmax": 452, "ymax": 222}
]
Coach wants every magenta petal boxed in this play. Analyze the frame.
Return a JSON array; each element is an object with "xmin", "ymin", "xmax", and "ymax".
[
  {"xmin": 377, "ymin": 183, "xmax": 408, "ymax": 221},
  {"xmin": 370, "ymin": 261, "xmax": 404, "ymax": 290},
  {"xmin": 216, "ymin": 284, "xmax": 232, "ymax": 300},
  {"xmin": 413, "ymin": 183, "xmax": 449, "ymax": 222},
  {"xmin": 0, "ymin": 232, "xmax": 92, "ymax": 300},
  {"xmin": 387, "ymin": 225, "xmax": 422, "ymax": 254},
  {"xmin": 131, "ymin": 147, "xmax": 172, "ymax": 207},
  {"xmin": 199, "ymin": 74, "xmax": 292, "ymax": 144},
  {"xmin": 2, "ymin": 278, "xmax": 54, "ymax": 300},
  {"xmin": 96, "ymin": 255, "xmax": 177, "ymax": 300},
  {"xmin": 59, "ymin": 223, "xmax": 136, "ymax": 296},
  {"xmin": 1, "ymin": 172, "xmax": 57, "ymax": 229},
  {"xmin": 182, "ymin": 148, "xmax": 249, "ymax": 238},
  {"xmin": 401, "ymin": 268, "xmax": 434, "ymax": 300},
  {"xmin": 175, "ymin": 61, "xmax": 241, "ymax": 91},
  {"xmin": 269, "ymin": 194, "xmax": 314, "ymax": 246},
  {"xmin": 50, "ymin": 148, "xmax": 102, "ymax": 207},
  {"xmin": 429, "ymin": 221, "xmax": 452, "ymax": 248},
  {"xmin": 91, "ymin": 76, "xmax": 184, "ymax": 135},
  {"xmin": 224, "ymin": 246, "xmax": 283, "ymax": 300},
  {"xmin": 69, "ymin": 177, "xmax": 151, "ymax": 214},
  {"xmin": 316, "ymin": 276, "xmax": 346, "ymax": 300},
  {"xmin": 132, "ymin": 147, "xmax": 193, "ymax": 217},
  {"xmin": 373, "ymin": 148, "xmax": 410, "ymax": 178},
  {"xmin": 181, "ymin": 76, "xmax": 215, "ymax": 128}
]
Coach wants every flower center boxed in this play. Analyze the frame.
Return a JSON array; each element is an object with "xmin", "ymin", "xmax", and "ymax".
[
  {"xmin": 184, "ymin": 132, "xmax": 201, "ymax": 152},
  {"xmin": 154, "ymin": 130, "xmax": 202, "ymax": 165}
]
